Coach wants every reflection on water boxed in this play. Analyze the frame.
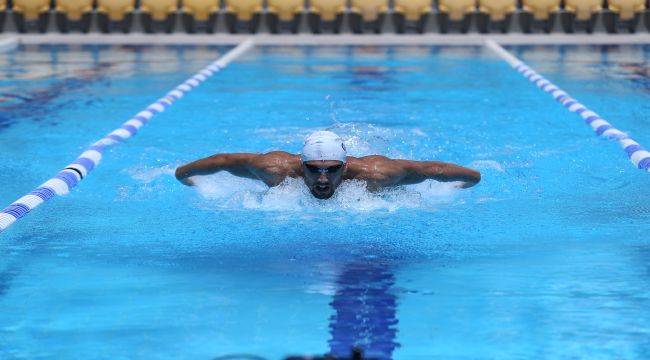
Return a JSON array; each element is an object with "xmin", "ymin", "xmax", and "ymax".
[
  {"xmin": 512, "ymin": 45, "xmax": 650, "ymax": 93},
  {"xmin": 0, "ymin": 45, "xmax": 226, "ymax": 129},
  {"xmin": 0, "ymin": 46, "xmax": 111, "ymax": 129},
  {"xmin": 328, "ymin": 260, "xmax": 399, "ymax": 359},
  {"xmin": 346, "ymin": 66, "xmax": 397, "ymax": 93},
  {"xmin": 595, "ymin": 45, "xmax": 650, "ymax": 94},
  {"xmin": 607, "ymin": 62, "xmax": 650, "ymax": 93}
]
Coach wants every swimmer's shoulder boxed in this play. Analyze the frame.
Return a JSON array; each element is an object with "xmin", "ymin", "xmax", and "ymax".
[
  {"xmin": 345, "ymin": 155, "xmax": 402, "ymax": 182},
  {"xmin": 255, "ymin": 151, "xmax": 299, "ymax": 162},
  {"xmin": 346, "ymin": 155, "xmax": 398, "ymax": 169},
  {"xmin": 250, "ymin": 151, "xmax": 301, "ymax": 176}
]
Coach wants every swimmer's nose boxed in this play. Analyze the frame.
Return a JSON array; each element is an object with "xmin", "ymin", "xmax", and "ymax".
[{"xmin": 317, "ymin": 173, "xmax": 328, "ymax": 183}]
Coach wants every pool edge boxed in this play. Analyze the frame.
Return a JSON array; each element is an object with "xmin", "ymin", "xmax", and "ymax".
[{"xmin": 11, "ymin": 33, "xmax": 650, "ymax": 46}]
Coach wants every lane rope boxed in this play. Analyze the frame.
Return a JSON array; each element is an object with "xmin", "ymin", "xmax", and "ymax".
[
  {"xmin": 485, "ymin": 39, "xmax": 650, "ymax": 173},
  {"xmin": 0, "ymin": 39, "xmax": 255, "ymax": 234}
]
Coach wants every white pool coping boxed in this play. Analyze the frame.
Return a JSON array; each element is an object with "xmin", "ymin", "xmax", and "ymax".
[{"xmin": 7, "ymin": 33, "xmax": 650, "ymax": 46}]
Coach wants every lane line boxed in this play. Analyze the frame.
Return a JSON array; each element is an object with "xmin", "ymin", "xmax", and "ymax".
[
  {"xmin": 485, "ymin": 39, "xmax": 650, "ymax": 173},
  {"xmin": 0, "ymin": 39, "xmax": 255, "ymax": 234}
]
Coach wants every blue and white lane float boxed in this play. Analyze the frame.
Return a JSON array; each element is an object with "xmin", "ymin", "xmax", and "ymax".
[
  {"xmin": 485, "ymin": 39, "xmax": 650, "ymax": 172},
  {"xmin": 0, "ymin": 39, "xmax": 255, "ymax": 234}
]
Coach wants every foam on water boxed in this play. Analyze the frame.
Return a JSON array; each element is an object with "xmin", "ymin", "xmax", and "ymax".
[
  {"xmin": 192, "ymin": 173, "xmax": 461, "ymax": 212},
  {"xmin": 124, "ymin": 123, "xmax": 491, "ymax": 212},
  {"xmin": 191, "ymin": 123, "xmax": 467, "ymax": 212},
  {"xmin": 468, "ymin": 160, "xmax": 505, "ymax": 173},
  {"xmin": 127, "ymin": 165, "xmax": 176, "ymax": 184},
  {"xmin": 194, "ymin": 123, "xmax": 466, "ymax": 212}
]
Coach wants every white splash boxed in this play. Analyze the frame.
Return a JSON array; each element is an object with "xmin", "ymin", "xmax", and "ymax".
[
  {"xmin": 192, "ymin": 172, "xmax": 460, "ymax": 213},
  {"xmin": 127, "ymin": 123, "xmax": 480, "ymax": 212},
  {"xmin": 468, "ymin": 160, "xmax": 505, "ymax": 173},
  {"xmin": 127, "ymin": 164, "xmax": 176, "ymax": 183}
]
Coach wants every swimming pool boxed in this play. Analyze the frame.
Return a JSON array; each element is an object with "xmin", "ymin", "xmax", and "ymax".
[{"xmin": 1, "ymin": 43, "xmax": 649, "ymax": 358}]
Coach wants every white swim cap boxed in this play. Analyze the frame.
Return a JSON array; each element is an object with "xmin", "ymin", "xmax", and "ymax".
[{"xmin": 300, "ymin": 131, "xmax": 347, "ymax": 163}]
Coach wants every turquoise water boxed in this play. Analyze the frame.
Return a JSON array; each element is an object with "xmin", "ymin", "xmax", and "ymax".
[{"xmin": 0, "ymin": 44, "xmax": 649, "ymax": 359}]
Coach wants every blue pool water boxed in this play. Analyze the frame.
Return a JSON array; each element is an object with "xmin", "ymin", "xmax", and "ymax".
[{"xmin": 0, "ymin": 44, "xmax": 649, "ymax": 359}]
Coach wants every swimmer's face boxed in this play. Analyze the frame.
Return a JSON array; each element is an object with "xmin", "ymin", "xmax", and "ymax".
[{"xmin": 302, "ymin": 160, "xmax": 346, "ymax": 199}]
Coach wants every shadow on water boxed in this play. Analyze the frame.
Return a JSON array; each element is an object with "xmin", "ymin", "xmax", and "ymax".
[
  {"xmin": 328, "ymin": 260, "xmax": 399, "ymax": 359},
  {"xmin": 0, "ymin": 234, "xmax": 41, "ymax": 300},
  {"xmin": 0, "ymin": 263, "xmax": 19, "ymax": 298}
]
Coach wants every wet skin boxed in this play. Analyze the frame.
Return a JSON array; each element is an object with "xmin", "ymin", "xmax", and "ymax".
[
  {"xmin": 301, "ymin": 160, "xmax": 346, "ymax": 199},
  {"xmin": 175, "ymin": 151, "xmax": 481, "ymax": 199}
]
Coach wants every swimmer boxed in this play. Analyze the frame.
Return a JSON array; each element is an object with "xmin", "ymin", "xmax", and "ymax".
[{"xmin": 175, "ymin": 131, "xmax": 481, "ymax": 199}]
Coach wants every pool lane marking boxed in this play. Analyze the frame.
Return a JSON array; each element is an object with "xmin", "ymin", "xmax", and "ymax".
[
  {"xmin": 0, "ymin": 39, "xmax": 255, "ymax": 234},
  {"xmin": 0, "ymin": 37, "xmax": 19, "ymax": 53},
  {"xmin": 485, "ymin": 39, "xmax": 650, "ymax": 173}
]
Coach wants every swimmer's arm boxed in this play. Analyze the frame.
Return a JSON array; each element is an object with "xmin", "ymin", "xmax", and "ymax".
[
  {"xmin": 397, "ymin": 160, "xmax": 481, "ymax": 188},
  {"xmin": 175, "ymin": 153, "xmax": 259, "ymax": 186}
]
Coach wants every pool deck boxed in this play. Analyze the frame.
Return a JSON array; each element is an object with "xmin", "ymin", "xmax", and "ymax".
[{"xmin": 2, "ymin": 33, "xmax": 650, "ymax": 47}]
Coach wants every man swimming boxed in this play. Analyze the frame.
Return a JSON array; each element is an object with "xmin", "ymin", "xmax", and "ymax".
[{"xmin": 175, "ymin": 131, "xmax": 481, "ymax": 199}]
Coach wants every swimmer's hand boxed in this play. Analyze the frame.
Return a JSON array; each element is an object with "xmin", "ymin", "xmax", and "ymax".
[
  {"xmin": 178, "ymin": 176, "xmax": 195, "ymax": 186},
  {"xmin": 175, "ymin": 166, "xmax": 196, "ymax": 186},
  {"xmin": 456, "ymin": 181, "xmax": 478, "ymax": 189}
]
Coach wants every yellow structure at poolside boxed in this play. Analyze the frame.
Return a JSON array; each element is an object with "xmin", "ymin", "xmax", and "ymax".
[
  {"xmin": 350, "ymin": 0, "xmax": 389, "ymax": 22},
  {"xmin": 55, "ymin": 0, "xmax": 93, "ymax": 21},
  {"xmin": 2, "ymin": 0, "xmax": 649, "ymax": 34},
  {"xmin": 141, "ymin": 0, "xmax": 178, "ymax": 22},
  {"xmin": 393, "ymin": 0, "xmax": 431, "ymax": 21},
  {"xmin": 97, "ymin": 0, "xmax": 135, "ymax": 21},
  {"xmin": 225, "ymin": 0, "xmax": 263, "ymax": 21},
  {"xmin": 521, "ymin": 0, "xmax": 560, "ymax": 20},
  {"xmin": 268, "ymin": 0, "xmax": 304, "ymax": 22},
  {"xmin": 182, "ymin": 0, "xmax": 219, "ymax": 22},
  {"xmin": 564, "ymin": 0, "xmax": 602, "ymax": 21},
  {"xmin": 12, "ymin": 0, "xmax": 50, "ymax": 20},
  {"xmin": 478, "ymin": 0, "xmax": 517, "ymax": 21},
  {"xmin": 438, "ymin": 0, "xmax": 476, "ymax": 21},
  {"xmin": 607, "ymin": 0, "xmax": 646, "ymax": 20},
  {"xmin": 309, "ymin": 0, "xmax": 346, "ymax": 21}
]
